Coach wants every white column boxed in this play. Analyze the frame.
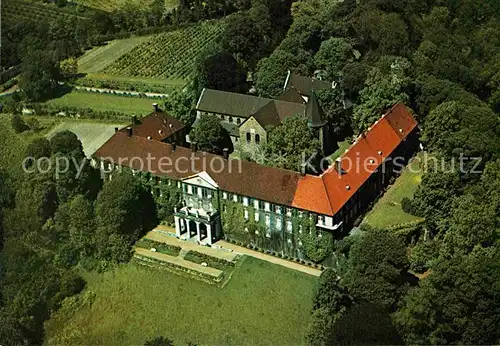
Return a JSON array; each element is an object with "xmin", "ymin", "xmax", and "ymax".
[
  {"xmin": 174, "ymin": 216, "xmax": 181, "ymax": 238},
  {"xmin": 206, "ymin": 224, "xmax": 213, "ymax": 245},
  {"xmin": 196, "ymin": 222, "xmax": 201, "ymax": 243}
]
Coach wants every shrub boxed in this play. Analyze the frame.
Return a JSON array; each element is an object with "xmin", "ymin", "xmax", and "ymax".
[
  {"xmin": 401, "ymin": 197, "xmax": 414, "ymax": 214},
  {"xmin": 26, "ymin": 118, "xmax": 40, "ymax": 132},
  {"xmin": 11, "ymin": 114, "xmax": 28, "ymax": 133},
  {"xmin": 184, "ymin": 250, "xmax": 234, "ymax": 270},
  {"xmin": 409, "ymin": 239, "xmax": 439, "ymax": 273}
]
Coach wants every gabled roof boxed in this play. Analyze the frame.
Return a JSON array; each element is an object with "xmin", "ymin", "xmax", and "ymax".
[
  {"xmin": 119, "ymin": 111, "xmax": 185, "ymax": 142},
  {"xmin": 292, "ymin": 103, "xmax": 418, "ymax": 215},
  {"xmin": 94, "ymin": 103, "xmax": 418, "ymax": 216},
  {"xmin": 250, "ymin": 100, "xmax": 306, "ymax": 128},
  {"xmin": 306, "ymin": 90, "xmax": 327, "ymax": 128},
  {"xmin": 276, "ymin": 86, "xmax": 305, "ymax": 104},
  {"xmin": 284, "ymin": 72, "xmax": 332, "ymax": 96},
  {"xmin": 94, "ymin": 132, "xmax": 302, "ymax": 207},
  {"xmin": 196, "ymin": 88, "xmax": 271, "ymax": 118}
]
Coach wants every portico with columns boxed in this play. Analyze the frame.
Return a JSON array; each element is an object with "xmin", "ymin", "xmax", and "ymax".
[{"xmin": 174, "ymin": 206, "xmax": 221, "ymax": 245}]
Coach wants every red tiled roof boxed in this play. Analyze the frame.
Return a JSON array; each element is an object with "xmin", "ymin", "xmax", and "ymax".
[
  {"xmin": 94, "ymin": 103, "xmax": 417, "ymax": 216},
  {"xmin": 119, "ymin": 111, "xmax": 185, "ymax": 142},
  {"xmin": 292, "ymin": 103, "xmax": 418, "ymax": 215},
  {"xmin": 94, "ymin": 132, "xmax": 301, "ymax": 206}
]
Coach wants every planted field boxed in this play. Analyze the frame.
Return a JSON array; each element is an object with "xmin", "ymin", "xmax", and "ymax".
[
  {"xmin": 74, "ymin": 0, "xmax": 177, "ymax": 12},
  {"xmin": 78, "ymin": 37, "xmax": 151, "ymax": 74},
  {"xmin": 103, "ymin": 20, "xmax": 226, "ymax": 81},
  {"xmin": 44, "ymin": 91, "xmax": 155, "ymax": 115},
  {"xmin": 2, "ymin": 0, "xmax": 89, "ymax": 26},
  {"xmin": 45, "ymin": 257, "xmax": 316, "ymax": 345},
  {"xmin": 75, "ymin": 73, "xmax": 184, "ymax": 94}
]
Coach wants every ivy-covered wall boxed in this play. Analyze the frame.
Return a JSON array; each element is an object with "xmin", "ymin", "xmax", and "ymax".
[{"xmin": 218, "ymin": 197, "xmax": 333, "ymax": 263}]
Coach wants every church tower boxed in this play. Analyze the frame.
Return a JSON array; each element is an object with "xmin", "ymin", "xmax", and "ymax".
[{"xmin": 306, "ymin": 90, "xmax": 332, "ymax": 155}]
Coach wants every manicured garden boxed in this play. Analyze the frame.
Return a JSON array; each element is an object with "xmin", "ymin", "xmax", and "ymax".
[
  {"xmin": 44, "ymin": 257, "xmax": 316, "ymax": 345},
  {"xmin": 135, "ymin": 238, "xmax": 181, "ymax": 257},
  {"xmin": 362, "ymin": 154, "xmax": 425, "ymax": 229},
  {"xmin": 184, "ymin": 250, "xmax": 235, "ymax": 271}
]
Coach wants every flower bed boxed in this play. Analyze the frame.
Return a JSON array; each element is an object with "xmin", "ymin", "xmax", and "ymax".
[
  {"xmin": 135, "ymin": 238, "xmax": 181, "ymax": 257},
  {"xmin": 184, "ymin": 250, "xmax": 234, "ymax": 271}
]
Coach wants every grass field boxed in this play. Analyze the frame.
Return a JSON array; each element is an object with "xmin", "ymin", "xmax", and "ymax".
[
  {"xmin": 47, "ymin": 121, "xmax": 127, "ymax": 157},
  {"xmin": 74, "ymin": 0, "xmax": 177, "ymax": 12},
  {"xmin": 78, "ymin": 36, "xmax": 151, "ymax": 74},
  {"xmin": 103, "ymin": 20, "xmax": 226, "ymax": 81},
  {"xmin": 362, "ymin": 153, "xmax": 425, "ymax": 228},
  {"xmin": 44, "ymin": 257, "xmax": 317, "ymax": 345},
  {"xmin": 45, "ymin": 91, "xmax": 156, "ymax": 115}
]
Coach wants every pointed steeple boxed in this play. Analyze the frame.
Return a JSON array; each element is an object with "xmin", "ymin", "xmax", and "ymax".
[{"xmin": 306, "ymin": 90, "xmax": 327, "ymax": 128}]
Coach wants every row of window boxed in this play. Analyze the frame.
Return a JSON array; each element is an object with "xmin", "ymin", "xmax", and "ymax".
[
  {"xmin": 220, "ymin": 114, "xmax": 242, "ymax": 125},
  {"xmin": 222, "ymin": 192, "xmax": 298, "ymax": 216},
  {"xmin": 182, "ymin": 184, "xmax": 212, "ymax": 199},
  {"xmin": 246, "ymin": 132, "xmax": 260, "ymax": 144}
]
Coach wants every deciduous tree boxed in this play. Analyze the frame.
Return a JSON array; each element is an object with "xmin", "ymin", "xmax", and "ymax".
[
  {"xmin": 264, "ymin": 115, "xmax": 320, "ymax": 172},
  {"xmin": 341, "ymin": 227, "xmax": 409, "ymax": 308},
  {"xmin": 189, "ymin": 114, "xmax": 233, "ymax": 155}
]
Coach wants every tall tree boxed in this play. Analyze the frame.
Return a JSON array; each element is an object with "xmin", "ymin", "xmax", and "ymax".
[
  {"xmin": 189, "ymin": 114, "xmax": 233, "ymax": 155},
  {"xmin": 19, "ymin": 50, "xmax": 60, "ymax": 102},
  {"xmin": 94, "ymin": 172, "xmax": 157, "ymax": 263},
  {"xmin": 353, "ymin": 57, "xmax": 411, "ymax": 132},
  {"xmin": 307, "ymin": 268, "xmax": 352, "ymax": 346},
  {"xmin": 422, "ymin": 101, "xmax": 500, "ymax": 162},
  {"xmin": 264, "ymin": 114, "xmax": 320, "ymax": 172},
  {"xmin": 194, "ymin": 49, "xmax": 247, "ymax": 94},
  {"xmin": 314, "ymin": 38, "xmax": 354, "ymax": 80},
  {"xmin": 341, "ymin": 226, "xmax": 409, "ymax": 308},
  {"xmin": 395, "ymin": 246, "xmax": 500, "ymax": 345}
]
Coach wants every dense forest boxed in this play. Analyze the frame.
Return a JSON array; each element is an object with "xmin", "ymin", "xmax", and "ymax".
[
  {"xmin": 1, "ymin": 0, "xmax": 500, "ymax": 344},
  {"xmin": 192, "ymin": 0, "xmax": 500, "ymax": 344}
]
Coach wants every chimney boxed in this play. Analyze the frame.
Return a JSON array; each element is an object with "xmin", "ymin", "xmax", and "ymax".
[
  {"xmin": 223, "ymin": 148, "xmax": 229, "ymax": 160},
  {"xmin": 114, "ymin": 127, "xmax": 119, "ymax": 132},
  {"xmin": 191, "ymin": 141, "xmax": 197, "ymax": 152},
  {"xmin": 335, "ymin": 158, "xmax": 344, "ymax": 175},
  {"xmin": 172, "ymin": 142, "xmax": 176, "ymax": 151},
  {"xmin": 153, "ymin": 103, "xmax": 159, "ymax": 112},
  {"xmin": 126, "ymin": 127, "xmax": 132, "ymax": 137}
]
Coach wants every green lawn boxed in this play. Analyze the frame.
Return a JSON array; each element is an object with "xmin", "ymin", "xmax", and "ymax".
[
  {"xmin": 44, "ymin": 257, "xmax": 317, "ymax": 345},
  {"xmin": 327, "ymin": 139, "xmax": 351, "ymax": 162},
  {"xmin": 44, "ymin": 91, "xmax": 155, "ymax": 115},
  {"xmin": 362, "ymin": 153, "xmax": 425, "ymax": 229},
  {"xmin": 78, "ymin": 36, "xmax": 151, "ymax": 74}
]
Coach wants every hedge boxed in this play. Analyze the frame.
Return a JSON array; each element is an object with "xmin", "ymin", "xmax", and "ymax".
[
  {"xmin": 183, "ymin": 250, "xmax": 234, "ymax": 271},
  {"xmin": 134, "ymin": 238, "xmax": 181, "ymax": 257}
]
